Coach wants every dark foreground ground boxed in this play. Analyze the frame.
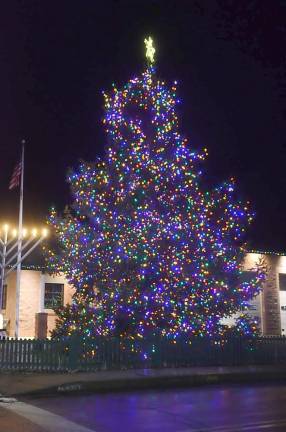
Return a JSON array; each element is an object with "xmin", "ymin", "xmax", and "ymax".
[
  {"xmin": 1, "ymin": 366, "xmax": 286, "ymax": 397},
  {"xmin": 2, "ymin": 382, "xmax": 286, "ymax": 432}
]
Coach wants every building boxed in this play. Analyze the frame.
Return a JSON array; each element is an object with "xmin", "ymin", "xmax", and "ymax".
[
  {"xmin": 1, "ymin": 251, "xmax": 286, "ymax": 338},
  {"xmin": 1, "ymin": 267, "xmax": 74, "ymax": 338},
  {"xmin": 244, "ymin": 251, "xmax": 286, "ymax": 335}
]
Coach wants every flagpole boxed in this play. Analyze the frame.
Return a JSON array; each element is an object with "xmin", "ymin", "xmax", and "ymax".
[
  {"xmin": 15, "ymin": 140, "xmax": 25, "ymax": 339},
  {"xmin": 0, "ymin": 226, "xmax": 8, "ymax": 313}
]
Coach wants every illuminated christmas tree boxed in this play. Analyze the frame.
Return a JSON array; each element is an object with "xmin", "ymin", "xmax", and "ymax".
[{"xmin": 47, "ymin": 38, "xmax": 264, "ymax": 341}]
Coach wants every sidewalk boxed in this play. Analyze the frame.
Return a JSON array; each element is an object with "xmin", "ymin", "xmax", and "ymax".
[
  {"xmin": 0, "ymin": 405, "xmax": 46, "ymax": 432},
  {"xmin": 1, "ymin": 365, "xmax": 286, "ymax": 397}
]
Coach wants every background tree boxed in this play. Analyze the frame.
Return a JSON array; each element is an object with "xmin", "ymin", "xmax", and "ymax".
[{"xmin": 46, "ymin": 39, "xmax": 265, "ymax": 341}]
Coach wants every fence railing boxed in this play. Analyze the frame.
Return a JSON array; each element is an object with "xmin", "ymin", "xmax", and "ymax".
[{"xmin": 1, "ymin": 335, "xmax": 286, "ymax": 372}]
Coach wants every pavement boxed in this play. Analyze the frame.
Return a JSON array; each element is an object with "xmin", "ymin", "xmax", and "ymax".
[
  {"xmin": 0, "ymin": 400, "xmax": 96, "ymax": 432},
  {"xmin": 0, "ymin": 404, "xmax": 46, "ymax": 432},
  {"xmin": 3, "ymin": 381, "xmax": 286, "ymax": 431},
  {"xmin": 1, "ymin": 365, "xmax": 286, "ymax": 397}
]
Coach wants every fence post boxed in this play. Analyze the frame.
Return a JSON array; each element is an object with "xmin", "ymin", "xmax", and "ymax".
[
  {"xmin": 274, "ymin": 337, "xmax": 278, "ymax": 364},
  {"xmin": 68, "ymin": 333, "xmax": 81, "ymax": 371}
]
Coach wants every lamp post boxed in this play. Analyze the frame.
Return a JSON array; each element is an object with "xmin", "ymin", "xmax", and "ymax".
[{"xmin": 0, "ymin": 225, "xmax": 48, "ymax": 338}]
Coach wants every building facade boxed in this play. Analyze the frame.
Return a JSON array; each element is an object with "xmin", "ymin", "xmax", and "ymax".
[
  {"xmin": 1, "ymin": 269, "xmax": 74, "ymax": 338},
  {"xmin": 244, "ymin": 252, "xmax": 286, "ymax": 335},
  {"xmin": 1, "ymin": 251, "xmax": 286, "ymax": 338}
]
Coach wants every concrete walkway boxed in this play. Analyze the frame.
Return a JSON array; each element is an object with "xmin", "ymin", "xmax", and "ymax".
[
  {"xmin": 0, "ymin": 404, "xmax": 46, "ymax": 432},
  {"xmin": 1, "ymin": 365, "xmax": 286, "ymax": 397}
]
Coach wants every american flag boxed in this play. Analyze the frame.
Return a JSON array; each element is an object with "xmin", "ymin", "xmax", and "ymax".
[{"xmin": 9, "ymin": 161, "xmax": 22, "ymax": 190}]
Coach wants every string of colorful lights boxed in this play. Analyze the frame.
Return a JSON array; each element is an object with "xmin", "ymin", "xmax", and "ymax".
[{"xmin": 46, "ymin": 39, "xmax": 265, "ymax": 343}]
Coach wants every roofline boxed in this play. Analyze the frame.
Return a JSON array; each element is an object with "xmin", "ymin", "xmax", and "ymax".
[
  {"xmin": 247, "ymin": 250, "xmax": 286, "ymax": 257},
  {"xmin": 15, "ymin": 250, "xmax": 286, "ymax": 272}
]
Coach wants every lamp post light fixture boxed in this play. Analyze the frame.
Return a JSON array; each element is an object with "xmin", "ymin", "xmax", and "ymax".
[{"xmin": 0, "ymin": 224, "xmax": 48, "ymax": 338}]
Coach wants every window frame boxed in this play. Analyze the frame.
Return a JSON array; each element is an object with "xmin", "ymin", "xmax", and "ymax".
[
  {"xmin": 44, "ymin": 283, "xmax": 64, "ymax": 310},
  {"xmin": 242, "ymin": 270, "xmax": 257, "ymax": 282},
  {"xmin": 279, "ymin": 273, "xmax": 286, "ymax": 291}
]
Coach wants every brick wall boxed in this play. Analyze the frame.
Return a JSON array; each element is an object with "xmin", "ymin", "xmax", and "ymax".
[
  {"xmin": 1, "ymin": 270, "xmax": 74, "ymax": 338},
  {"xmin": 42, "ymin": 273, "xmax": 74, "ymax": 337},
  {"xmin": 2, "ymin": 271, "xmax": 16, "ymax": 336},
  {"xmin": 19, "ymin": 270, "xmax": 42, "ymax": 338}
]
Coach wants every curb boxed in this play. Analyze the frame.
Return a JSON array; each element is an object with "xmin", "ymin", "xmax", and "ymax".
[{"xmin": 14, "ymin": 369, "xmax": 286, "ymax": 398}]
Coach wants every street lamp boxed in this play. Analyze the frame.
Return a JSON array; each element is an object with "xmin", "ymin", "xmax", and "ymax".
[{"xmin": 0, "ymin": 224, "xmax": 48, "ymax": 338}]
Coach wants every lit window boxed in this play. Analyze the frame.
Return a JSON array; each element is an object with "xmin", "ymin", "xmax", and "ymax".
[{"xmin": 44, "ymin": 283, "xmax": 64, "ymax": 309}]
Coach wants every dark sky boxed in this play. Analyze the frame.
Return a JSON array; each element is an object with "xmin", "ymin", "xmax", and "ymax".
[{"xmin": 0, "ymin": 0, "xmax": 285, "ymax": 252}]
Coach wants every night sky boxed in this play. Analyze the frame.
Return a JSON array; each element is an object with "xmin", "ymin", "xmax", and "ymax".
[{"xmin": 0, "ymin": 1, "xmax": 285, "ymax": 252}]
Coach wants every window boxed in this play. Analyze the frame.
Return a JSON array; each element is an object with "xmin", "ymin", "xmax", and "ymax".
[
  {"xmin": 1, "ymin": 284, "xmax": 7, "ymax": 310},
  {"xmin": 242, "ymin": 271, "xmax": 257, "ymax": 282},
  {"xmin": 279, "ymin": 274, "xmax": 286, "ymax": 291},
  {"xmin": 44, "ymin": 283, "xmax": 64, "ymax": 309}
]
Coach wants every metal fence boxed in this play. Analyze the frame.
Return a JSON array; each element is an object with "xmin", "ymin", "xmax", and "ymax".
[{"xmin": 0, "ymin": 335, "xmax": 286, "ymax": 372}]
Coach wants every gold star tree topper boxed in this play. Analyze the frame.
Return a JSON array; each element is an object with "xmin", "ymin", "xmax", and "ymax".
[{"xmin": 144, "ymin": 36, "xmax": 155, "ymax": 64}]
